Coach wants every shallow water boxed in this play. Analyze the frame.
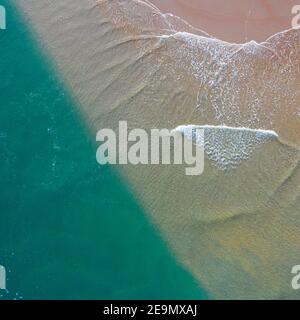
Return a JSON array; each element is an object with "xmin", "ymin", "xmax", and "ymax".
[
  {"xmin": 12, "ymin": 0, "xmax": 300, "ymax": 299},
  {"xmin": 0, "ymin": 1, "xmax": 207, "ymax": 299}
]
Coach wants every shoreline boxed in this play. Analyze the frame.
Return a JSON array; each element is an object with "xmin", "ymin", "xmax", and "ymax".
[
  {"xmin": 14, "ymin": 0, "xmax": 300, "ymax": 299},
  {"xmin": 149, "ymin": 0, "xmax": 299, "ymax": 43}
]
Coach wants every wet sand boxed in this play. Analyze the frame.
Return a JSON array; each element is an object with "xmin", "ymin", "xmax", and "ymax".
[
  {"xmin": 14, "ymin": 0, "xmax": 300, "ymax": 299},
  {"xmin": 150, "ymin": 0, "xmax": 299, "ymax": 43}
]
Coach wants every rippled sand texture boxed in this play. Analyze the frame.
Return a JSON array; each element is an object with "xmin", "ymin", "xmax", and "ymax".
[{"xmin": 15, "ymin": 0, "xmax": 300, "ymax": 299}]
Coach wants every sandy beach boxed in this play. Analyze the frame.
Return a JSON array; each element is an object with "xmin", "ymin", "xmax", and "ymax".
[
  {"xmin": 150, "ymin": 0, "xmax": 299, "ymax": 43},
  {"xmin": 14, "ymin": 0, "xmax": 300, "ymax": 299}
]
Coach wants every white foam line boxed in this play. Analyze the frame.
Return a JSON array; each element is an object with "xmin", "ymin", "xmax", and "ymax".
[
  {"xmin": 140, "ymin": 0, "xmax": 300, "ymax": 47},
  {"xmin": 175, "ymin": 124, "xmax": 279, "ymax": 138}
]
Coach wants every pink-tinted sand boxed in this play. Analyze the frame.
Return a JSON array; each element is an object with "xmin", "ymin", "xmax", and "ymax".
[{"xmin": 150, "ymin": 0, "xmax": 299, "ymax": 43}]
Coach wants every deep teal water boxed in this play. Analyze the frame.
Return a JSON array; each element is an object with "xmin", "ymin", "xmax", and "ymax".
[{"xmin": 0, "ymin": 1, "xmax": 207, "ymax": 299}]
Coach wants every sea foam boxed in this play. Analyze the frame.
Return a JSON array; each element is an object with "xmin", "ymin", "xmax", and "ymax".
[{"xmin": 175, "ymin": 125, "xmax": 278, "ymax": 170}]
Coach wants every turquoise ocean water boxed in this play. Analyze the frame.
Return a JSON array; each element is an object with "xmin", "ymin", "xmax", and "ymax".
[{"xmin": 0, "ymin": 1, "xmax": 207, "ymax": 299}]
